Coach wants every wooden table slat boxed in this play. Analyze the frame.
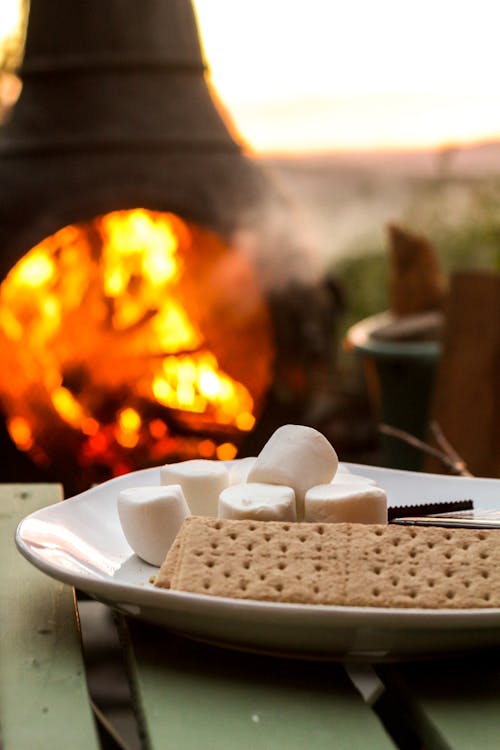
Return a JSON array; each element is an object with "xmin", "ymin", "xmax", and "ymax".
[
  {"xmin": 0, "ymin": 484, "xmax": 100, "ymax": 750},
  {"xmin": 377, "ymin": 658, "xmax": 500, "ymax": 750},
  {"xmin": 5, "ymin": 482, "xmax": 500, "ymax": 750},
  {"xmin": 120, "ymin": 617, "xmax": 397, "ymax": 750}
]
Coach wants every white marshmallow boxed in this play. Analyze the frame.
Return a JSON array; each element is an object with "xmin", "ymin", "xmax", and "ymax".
[
  {"xmin": 218, "ymin": 483, "xmax": 296, "ymax": 521},
  {"xmin": 331, "ymin": 472, "xmax": 377, "ymax": 487},
  {"xmin": 117, "ymin": 485, "xmax": 190, "ymax": 566},
  {"xmin": 247, "ymin": 424, "xmax": 338, "ymax": 520},
  {"xmin": 228, "ymin": 456, "xmax": 257, "ymax": 485},
  {"xmin": 160, "ymin": 459, "xmax": 229, "ymax": 516},
  {"xmin": 304, "ymin": 483, "xmax": 388, "ymax": 524}
]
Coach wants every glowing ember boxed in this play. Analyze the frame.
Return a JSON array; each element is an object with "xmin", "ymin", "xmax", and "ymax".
[{"xmin": 0, "ymin": 209, "xmax": 274, "ymax": 487}]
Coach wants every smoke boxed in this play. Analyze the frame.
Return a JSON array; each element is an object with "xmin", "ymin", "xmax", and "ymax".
[{"xmin": 230, "ymin": 167, "xmax": 325, "ymax": 292}]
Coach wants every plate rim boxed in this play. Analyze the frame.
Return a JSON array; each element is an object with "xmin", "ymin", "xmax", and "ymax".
[{"xmin": 14, "ymin": 462, "xmax": 500, "ymax": 629}]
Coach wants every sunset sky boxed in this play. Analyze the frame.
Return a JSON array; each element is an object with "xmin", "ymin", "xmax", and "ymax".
[
  {"xmin": 2, "ymin": 0, "xmax": 500, "ymax": 154},
  {"xmin": 194, "ymin": 0, "xmax": 500, "ymax": 154}
]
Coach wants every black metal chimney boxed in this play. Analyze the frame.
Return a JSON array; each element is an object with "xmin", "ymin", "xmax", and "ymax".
[{"xmin": 0, "ymin": 0, "xmax": 289, "ymax": 282}]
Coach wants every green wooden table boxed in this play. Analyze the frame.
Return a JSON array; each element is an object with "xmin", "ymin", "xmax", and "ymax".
[{"xmin": 2, "ymin": 485, "xmax": 499, "ymax": 750}]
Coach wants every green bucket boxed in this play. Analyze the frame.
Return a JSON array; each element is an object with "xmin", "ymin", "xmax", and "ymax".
[{"xmin": 346, "ymin": 314, "xmax": 441, "ymax": 471}]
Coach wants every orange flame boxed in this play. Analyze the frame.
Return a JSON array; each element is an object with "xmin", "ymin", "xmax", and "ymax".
[{"xmin": 0, "ymin": 209, "xmax": 274, "ymax": 484}]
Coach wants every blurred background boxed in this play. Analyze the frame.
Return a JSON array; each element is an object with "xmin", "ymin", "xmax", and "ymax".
[
  {"xmin": 3, "ymin": 1, "xmax": 499, "ymax": 281},
  {"xmin": 0, "ymin": 1, "xmax": 499, "ymax": 490}
]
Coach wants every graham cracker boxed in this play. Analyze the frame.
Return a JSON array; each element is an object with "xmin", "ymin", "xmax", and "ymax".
[
  {"xmin": 154, "ymin": 517, "xmax": 500, "ymax": 609},
  {"xmin": 345, "ymin": 523, "xmax": 499, "ymax": 608},
  {"xmin": 154, "ymin": 517, "xmax": 195, "ymax": 588}
]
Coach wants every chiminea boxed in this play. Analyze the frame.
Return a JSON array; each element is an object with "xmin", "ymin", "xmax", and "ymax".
[{"xmin": 0, "ymin": 0, "xmax": 340, "ymax": 493}]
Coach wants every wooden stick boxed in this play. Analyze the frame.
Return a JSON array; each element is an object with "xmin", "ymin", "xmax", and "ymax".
[
  {"xmin": 379, "ymin": 423, "xmax": 472, "ymax": 476},
  {"xmin": 429, "ymin": 421, "xmax": 473, "ymax": 477}
]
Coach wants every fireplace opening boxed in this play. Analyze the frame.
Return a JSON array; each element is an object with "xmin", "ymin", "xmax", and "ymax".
[{"xmin": 0, "ymin": 206, "xmax": 274, "ymax": 489}]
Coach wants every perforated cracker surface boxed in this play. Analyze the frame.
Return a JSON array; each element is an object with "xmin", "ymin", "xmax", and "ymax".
[{"xmin": 154, "ymin": 517, "xmax": 500, "ymax": 608}]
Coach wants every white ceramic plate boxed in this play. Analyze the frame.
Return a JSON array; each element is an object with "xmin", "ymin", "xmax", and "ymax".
[{"xmin": 16, "ymin": 463, "xmax": 500, "ymax": 662}]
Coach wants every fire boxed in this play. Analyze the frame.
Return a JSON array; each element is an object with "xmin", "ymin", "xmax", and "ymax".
[
  {"xmin": 7, "ymin": 416, "xmax": 33, "ymax": 451},
  {"xmin": 0, "ymin": 208, "xmax": 274, "ymax": 488},
  {"xmin": 11, "ymin": 251, "xmax": 56, "ymax": 287},
  {"xmin": 51, "ymin": 386, "xmax": 85, "ymax": 428}
]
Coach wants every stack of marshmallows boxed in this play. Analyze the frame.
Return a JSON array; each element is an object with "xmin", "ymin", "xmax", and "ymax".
[{"xmin": 118, "ymin": 424, "xmax": 388, "ymax": 566}]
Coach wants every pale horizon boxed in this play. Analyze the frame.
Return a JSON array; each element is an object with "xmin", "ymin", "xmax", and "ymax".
[
  {"xmin": 1, "ymin": 1, "xmax": 500, "ymax": 156},
  {"xmin": 222, "ymin": 92, "xmax": 500, "ymax": 158},
  {"xmin": 193, "ymin": 0, "xmax": 500, "ymax": 156}
]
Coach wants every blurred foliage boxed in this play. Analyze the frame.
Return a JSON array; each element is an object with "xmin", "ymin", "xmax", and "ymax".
[
  {"xmin": 331, "ymin": 176, "xmax": 500, "ymax": 338},
  {"xmin": 334, "ymin": 240, "xmax": 388, "ymax": 337},
  {"xmin": 404, "ymin": 176, "xmax": 500, "ymax": 272}
]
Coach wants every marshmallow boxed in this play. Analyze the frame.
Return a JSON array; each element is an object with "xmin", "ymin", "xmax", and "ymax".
[
  {"xmin": 304, "ymin": 483, "xmax": 388, "ymax": 524},
  {"xmin": 218, "ymin": 483, "xmax": 296, "ymax": 521},
  {"xmin": 160, "ymin": 459, "xmax": 229, "ymax": 516},
  {"xmin": 117, "ymin": 485, "xmax": 190, "ymax": 566},
  {"xmin": 331, "ymin": 472, "xmax": 377, "ymax": 487},
  {"xmin": 228, "ymin": 456, "xmax": 257, "ymax": 485},
  {"xmin": 246, "ymin": 424, "xmax": 338, "ymax": 519}
]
